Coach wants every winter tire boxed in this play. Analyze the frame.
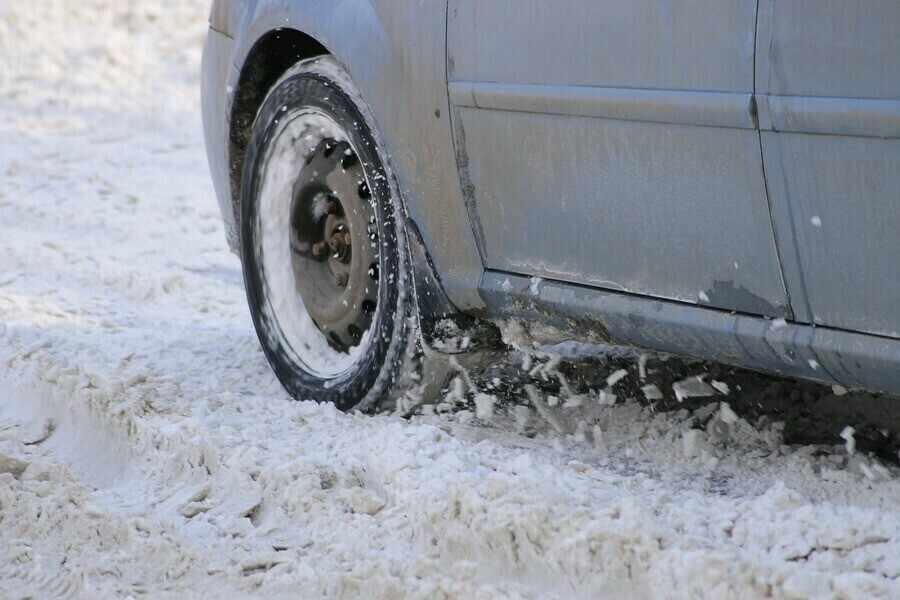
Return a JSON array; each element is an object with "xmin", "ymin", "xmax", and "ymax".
[{"xmin": 240, "ymin": 56, "xmax": 421, "ymax": 412}]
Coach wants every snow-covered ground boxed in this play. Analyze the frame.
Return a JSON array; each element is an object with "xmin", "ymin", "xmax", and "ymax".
[{"xmin": 1, "ymin": 2, "xmax": 898, "ymax": 598}]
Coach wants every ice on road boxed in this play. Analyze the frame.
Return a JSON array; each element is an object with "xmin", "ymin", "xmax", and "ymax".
[{"xmin": 1, "ymin": 2, "xmax": 898, "ymax": 598}]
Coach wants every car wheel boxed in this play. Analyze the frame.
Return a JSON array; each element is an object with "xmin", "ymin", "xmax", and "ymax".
[{"xmin": 240, "ymin": 56, "xmax": 424, "ymax": 412}]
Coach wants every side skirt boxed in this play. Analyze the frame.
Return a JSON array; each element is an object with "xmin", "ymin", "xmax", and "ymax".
[{"xmin": 475, "ymin": 271, "xmax": 900, "ymax": 398}]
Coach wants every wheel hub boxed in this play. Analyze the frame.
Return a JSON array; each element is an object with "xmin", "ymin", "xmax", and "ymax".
[
  {"xmin": 328, "ymin": 229, "xmax": 352, "ymax": 264},
  {"xmin": 288, "ymin": 140, "xmax": 379, "ymax": 352}
]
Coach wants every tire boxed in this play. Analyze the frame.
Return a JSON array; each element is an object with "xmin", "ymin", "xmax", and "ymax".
[{"xmin": 239, "ymin": 56, "xmax": 422, "ymax": 412}]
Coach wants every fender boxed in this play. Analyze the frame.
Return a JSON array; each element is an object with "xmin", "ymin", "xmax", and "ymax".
[{"xmin": 232, "ymin": 0, "xmax": 487, "ymax": 314}]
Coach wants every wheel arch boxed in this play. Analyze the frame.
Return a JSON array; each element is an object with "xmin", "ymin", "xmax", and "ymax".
[{"xmin": 227, "ymin": 28, "xmax": 329, "ymax": 225}]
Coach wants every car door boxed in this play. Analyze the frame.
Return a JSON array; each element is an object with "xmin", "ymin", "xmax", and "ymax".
[
  {"xmin": 447, "ymin": 0, "xmax": 790, "ymax": 317},
  {"xmin": 756, "ymin": 0, "xmax": 900, "ymax": 338}
]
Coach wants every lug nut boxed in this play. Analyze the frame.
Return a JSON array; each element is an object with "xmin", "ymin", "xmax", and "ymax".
[
  {"xmin": 312, "ymin": 241, "xmax": 328, "ymax": 258},
  {"xmin": 333, "ymin": 272, "xmax": 349, "ymax": 287},
  {"xmin": 324, "ymin": 200, "xmax": 338, "ymax": 215}
]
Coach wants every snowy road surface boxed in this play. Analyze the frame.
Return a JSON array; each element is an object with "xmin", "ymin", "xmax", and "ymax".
[{"xmin": 1, "ymin": 2, "xmax": 899, "ymax": 598}]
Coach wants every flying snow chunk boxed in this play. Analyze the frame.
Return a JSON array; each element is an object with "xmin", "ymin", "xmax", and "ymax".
[
  {"xmin": 808, "ymin": 359, "xmax": 820, "ymax": 370},
  {"xmin": 711, "ymin": 380, "xmax": 730, "ymax": 395},
  {"xmin": 831, "ymin": 384, "xmax": 848, "ymax": 396},
  {"xmin": 445, "ymin": 376, "xmax": 466, "ymax": 405},
  {"xmin": 672, "ymin": 376, "xmax": 716, "ymax": 402},
  {"xmin": 718, "ymin": 402, "xmax": 738, "ymax": 425},
  {"xmin": 529, "ymin": 276, "xmax": 542, "ymax": 296},
  {"xmin": 513, "ymin": 405, "xmax": 532, "ymax": 431},
  {"xmin": 698, "ymin": 290, "xmax": 710, "ymax": 303},
  {"xmin": 473, "ymin": 393, "xmax": 496, "ymax": 420},
  {"xmin": 606, "ymin": 369, "xmax": 628, "ymax": 387},
  {"xmin": 597, "ymin": 389, "xmax": 617, "ymax": 406},
  {"xmin": 641, "ymin": 384, "xmax": 664, "ymax": 401},
  {"xmin": 840, "ymin": 426, "xmax": 856, "ymax": 455},
  {"xmin": 811, "ymin": 215, "xmax": 822, "ymax": 227}
]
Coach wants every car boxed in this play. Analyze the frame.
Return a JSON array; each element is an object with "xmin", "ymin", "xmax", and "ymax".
[{"xmin": 201, "ymin": 0, "xmax": 900, "ymax": 411}]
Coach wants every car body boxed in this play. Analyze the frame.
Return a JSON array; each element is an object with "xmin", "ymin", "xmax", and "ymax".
[{"xmin": 202, "ymin": 0, "xmax": 900, "ymax": 398}]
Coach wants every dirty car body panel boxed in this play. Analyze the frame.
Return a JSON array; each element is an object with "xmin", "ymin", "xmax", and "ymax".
[
  {"xmin": 202, "ymin": 0, "xmax": 900, "ymax": 396},
  {"xmin": 448, "ymin": 0, "xmax": 790, "ymax": 317}
]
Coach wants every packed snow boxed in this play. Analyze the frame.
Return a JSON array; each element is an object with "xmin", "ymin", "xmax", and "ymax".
[{"xmin": 1, "ymin": 1, "xmax": 899, "ymax": 598}]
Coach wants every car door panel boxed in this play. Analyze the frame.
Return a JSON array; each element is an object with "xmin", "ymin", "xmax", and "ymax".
[
  {"xmin": 450, "ymin": 0, "xmax": 756, "ymax": 91},
  {"xmin": 756, "ymin": 1, "xmax": 899, "ymax": 100},
  {"xmin": 757, "ymin": 0, "xmax": 900, "ymax": 338},
  {"xmin": 448, "ymin": 0, "xmax": 790, "ymax": 316},
  {"xmin": 456, "ymin": 108, "xmax": 787, "ymax": 314}
]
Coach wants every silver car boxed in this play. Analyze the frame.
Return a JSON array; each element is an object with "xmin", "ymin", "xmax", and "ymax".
[{"xmin": 201, "ymin": 1, "xmax": 900, "ymax": 410}]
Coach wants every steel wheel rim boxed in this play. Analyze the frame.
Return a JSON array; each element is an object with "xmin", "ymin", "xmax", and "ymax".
[
  {"xmin": 253, "ymin": 108, "xmax": 379, "ymax": 378},
  {"xmin": 289, "ymin": 139, "xmax": 379, "ymax": 352}
]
